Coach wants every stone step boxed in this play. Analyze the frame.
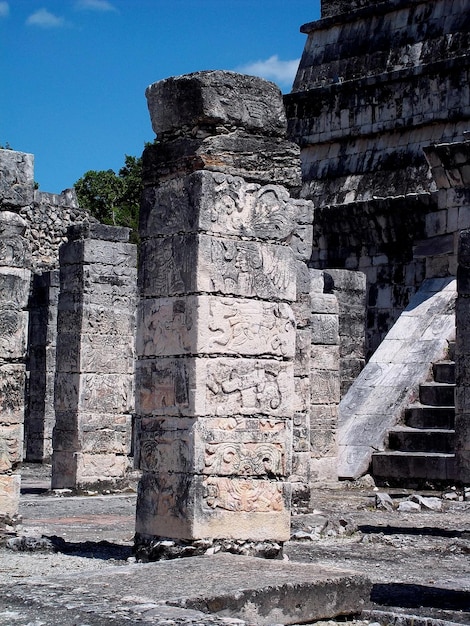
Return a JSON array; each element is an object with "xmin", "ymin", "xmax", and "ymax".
[
  {"xmin": 405, "ymin": 404, "xmax": 455, "ymax": 429},
  {"xmin": 432, "ymin": 361, "xmax": 455, "ymax": 384},
  {"xmin": 419, "ymin": 382, "xmax": 455, "ymax": 407},
  {"xmin": 13, "ymin": 553, "xmax": 372, "ymax": 625},
  {"xmin": 372, "ymin": 451, "xmax": 456, "ymax": 482},
  {"xmin": 388, "ymin": 427, "xmax": 455, "ymax": 454}
]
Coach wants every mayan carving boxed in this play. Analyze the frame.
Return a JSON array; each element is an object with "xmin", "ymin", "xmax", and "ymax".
[
  {"xmin": 204, "ymin": 477, "xmax": 285, "ymax": 512},
  {"xmin": 0, "ymin": 212, "xmax": 31, "ymax": 525},
  {"xmin": 135, "ymin": 71, "xmax": 308, "ymax": 551}
]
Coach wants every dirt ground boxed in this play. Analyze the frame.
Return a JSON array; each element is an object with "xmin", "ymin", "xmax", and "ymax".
[{"xmin": 1, "ymin": 464, "xmax": 469, "ymax": 625}]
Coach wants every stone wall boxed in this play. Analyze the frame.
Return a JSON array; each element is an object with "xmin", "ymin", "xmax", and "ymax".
[
  {"xmin": 285, "ymin": 0, "xmax": 470, "ymax": 357},
  {"xmin": 0, "ymin": 149, "xmax": 95, "ymax": 273}
]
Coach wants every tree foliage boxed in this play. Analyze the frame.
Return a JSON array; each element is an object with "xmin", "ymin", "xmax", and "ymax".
[{"xmin": 74, "ymin": 155, "xmax": 142, "ymax": 242}]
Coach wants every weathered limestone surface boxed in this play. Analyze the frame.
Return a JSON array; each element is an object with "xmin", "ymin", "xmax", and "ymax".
[
  {"xmin": 286, "ymin": 0, "xmax": 470, "ymax": 357},
  {"xmin": 51, "ymin": 224, "xmax": 137, "ymax": 490},
  {"xmin": 309, "ymin": 270, "xmax": 340, "ymax": 483},
  {"xmin": 0, "ymin": 150, "xmax": 34, "ymax": 209},
  {"xmin": 135, "ymin": 71, "xmax": 312, "ymax": 546},
  {"xmin": 325, "ymin": 269, "xmax": 366, "ymax": 396},
  {"xmin": 24, "ymin": 271, "xmax": 60, "ymax": 461},
  {"xmin": 143, "ymin": 70, "xmax": 302, "ymax": 191},
  {"xmin": 0, "ymin": 211, "xmax": 31, "ymax": 525},
  {"xmin": 338, "ymin": 277, "xmax": 456, "ymax": 479}
]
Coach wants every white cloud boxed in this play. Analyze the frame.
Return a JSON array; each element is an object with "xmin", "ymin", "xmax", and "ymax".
[
  {"xmin": 236, "ymin": 55, "xmax": 300, "ymax": 88},
  {"xmin": 0, "ymin": 2, "xmax": 9, "ymax": 18},
  {"xmin": 75, "ymin": 0, "xmax": 118, "ymax": 11},
  {"xmin": 26, "ymin": 8, "xmax": 66, "ymax": 28}
]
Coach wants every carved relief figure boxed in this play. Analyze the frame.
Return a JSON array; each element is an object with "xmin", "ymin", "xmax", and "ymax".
[
  {"xmin": 205, "ymin": 442, "xmax": 284, "ymax": 476},
  {"xmin": 207, "ymin": 364, "xmax": 282, "ymax": 412},
  {"xmin": 204, "ymin": 477, "xmax": 284, "ymax": 512}
]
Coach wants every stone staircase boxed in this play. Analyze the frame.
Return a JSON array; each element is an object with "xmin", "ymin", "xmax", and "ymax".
[{"xmin": 372, "ymin": 343, "xmax": 456, "ymax": 488}]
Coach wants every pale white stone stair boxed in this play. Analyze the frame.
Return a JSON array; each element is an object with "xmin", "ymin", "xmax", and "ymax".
[{"xmin": 372, "ymin": 343, "xmax": 456, "ymax": 487}]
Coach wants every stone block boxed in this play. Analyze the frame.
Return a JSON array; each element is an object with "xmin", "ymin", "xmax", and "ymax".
[
  {"xmin": 67, "ymin": 223, "xmax": 131, "ymax": 243},
  {"xmin": 137, "ymin": 296, "xmax": 295, "ymax": 359},
  {"xmin": 293, "ymin": 413, "xmax": 310, "ymax": 453},
  {"xmin": 81, "ymin": 429, "xmax": 130, "ymax": 455},
  {"xmin": 326, "ymin": 268, "xmax": 367, "ymax": 294},
  {"xmin": 291, "ymin": 295, "xmax": 312, "ymax": 329},
  {"xmin": 142, "ymin": 133, "xmax": 302, "ymax": 189},
  {"xmin": 75, "ymin": 452, "xmax": 131, "ymax": 485},
  {"xmin": 135, "ymin": 415, "xmax": 291, "ymax": 477},
  {"xmin": 57, "ymin": 305, "xmax": 136, "ymax": 336},
  {"xmin": 80, "ymin": 412, "xmax": 131, "ymax": 433},
  {"xmin": 135, "ymin": 471, "xmax": 291, "ymax": 541},
  {"xmin": 310, "ymin": 293, "xmax": 339, "ymax": 314},
  {"xmin": 136, "ymin": 357, "xmax": 294, "ymax": 418},
  {"xmin": 310, "ymin": 424, "xmax": 337, "ymax": 459},
  {"xmin": 294, "ymin": 376, "xmax": 311, "ymax": 413},
  {"xmin": 0, "ymin": 473, "xmax": 20, "ymax": 516},
  {"xmin": 56, "ymin": 333, "xmax": 135, "ymax": 374},
  {"xmin": 139, "ymin": 234, "xmax": 297, "ymax": 301},
  {"xmin": 60, "ymin": 284, "xmax": 136, "ymax": 310},
  {"xmin": 0, "ymin": 151, "xmax": 34, "ymax": 208},
  {"xmin": 59, "ymin": 238, "xmax": 136, "ymax": 267},
  {"xmin": 0, "ymin": 310, "xmax": 28, "ymax": 361},
  {"xmin": 311, "ymin": 313, "xmax": 339, "ymax": 345},
  {"xmin": 55, "ymin": 372, "xmax": 134, "ymax": 414},
  {"xmin": 291, "ymin": 451, "xmax": 311, "ymax": 482},
  {"xmin": 51, "ymin": 450, "xmax": 78, "ymax": 489},
  {"xmin": 51, "ymin": 428, "xmax": 79, "ymax": 452},
  {"xmin": 309, "ymin": 269, "xmax": 325, "ymax": 294},
  {"xmin": 140, "ymin": 171, "xmax": 311, "ymax": 242},
  {"xmin": 146, "ymin": 71, "xmax": 287, "ymax": 137},
  {"xmin": 311, "ymin": 344, "xmax": 340, "ymax": 371},
  {"xmin": 0, "ymin": 364, "xmax": 26, "ymax": 425},
  {"xmin": 310, "ymin": 369, "xmax": 340, "ymax": 405},
  {"xmin": 0, "ymin": 268, "xmax": 31, "ymax": 307},
  {"xmin": 294, "ymin": 329, "xmax": 311, "ymax": 375},
  {"xmin": 309, "ymin": 404, "xmax": 338, "ymax": 423},
  {"xmin": 310, "ymin": 456, "xmax": 338, "ymax": 482},
  {"xmin": 0, "ymin": 423, "xmax": 23, "ymax": 470}
]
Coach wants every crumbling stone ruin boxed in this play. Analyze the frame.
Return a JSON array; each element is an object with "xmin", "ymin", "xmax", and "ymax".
[{"xmin": 1, "ymin": 0, "xmax": 470, "ymax": 566}]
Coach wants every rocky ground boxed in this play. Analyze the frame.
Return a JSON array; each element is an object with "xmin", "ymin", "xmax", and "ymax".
[{"xmin": 0, "ymin": 465, "xmax": 469, "ymax": 625}]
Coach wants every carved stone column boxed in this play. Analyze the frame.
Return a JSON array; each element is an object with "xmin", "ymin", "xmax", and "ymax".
[
  {"xmin": 0, "ymin": 211, "xmax": 31, "ymax": 526},
  {"xmin": 52, "ymin": 224, "xmax": 137, "ymax": 490},
  {"xmin": 135, "ymin": 71, "xmax": 312, "ymax": 553}
]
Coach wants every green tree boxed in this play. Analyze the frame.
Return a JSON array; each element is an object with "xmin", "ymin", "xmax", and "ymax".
[{"xmin": 74, "ymin": 155, "xmax": 142, "ymax": 241}]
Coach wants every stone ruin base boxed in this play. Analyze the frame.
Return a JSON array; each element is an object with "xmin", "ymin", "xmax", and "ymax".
[{"xmin": 134, "ymin": 533, "xmax": 283, "ymax": 562}]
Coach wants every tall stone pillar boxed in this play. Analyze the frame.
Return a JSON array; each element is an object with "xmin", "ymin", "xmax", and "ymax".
[
  {"xmin": 52, "ymin": 224, "xmax": 137, "ymax": 490},
  {"xmin": 309, "ymin": 270, "xmax": 340, "ymax": 483},
  {"xmin": 0, "ymin": 212, "xmax": 31, "ymax": 525},
  {"xmin": 25, "ymin": 270, "xmax": 60, "ymax": 461},
  {"xmin": 135, "ymin": 71, "xmax": 312, "ymax": 553}
]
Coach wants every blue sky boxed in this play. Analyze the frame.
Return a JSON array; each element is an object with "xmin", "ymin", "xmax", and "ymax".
[{"xmin": 0, "ymin": 1, "xmax": 321, "ymax": 193}]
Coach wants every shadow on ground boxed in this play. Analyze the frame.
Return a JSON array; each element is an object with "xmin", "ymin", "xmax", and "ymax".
[
  {"xmin": 48, "ymin": 536, "xmax": 133, "ymax": 560},
  {"xmin": 372, "ymin": 583, "xmax": 470, "ymax": 611}
]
